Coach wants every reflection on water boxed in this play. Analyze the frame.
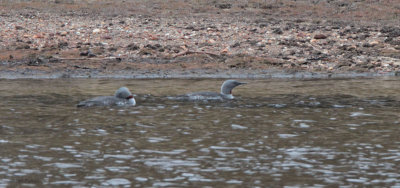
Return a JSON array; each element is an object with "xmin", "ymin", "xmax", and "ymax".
[{"xmin": 0, "ymin": 78, "xmax": 400, "ymax": 187}]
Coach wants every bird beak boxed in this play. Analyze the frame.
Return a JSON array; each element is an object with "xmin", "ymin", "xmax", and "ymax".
[{"xmin": 239, "ymin": 82, "xmax": 247, "ymax": 85}]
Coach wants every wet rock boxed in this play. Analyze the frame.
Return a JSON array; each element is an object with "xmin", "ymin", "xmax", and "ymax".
[
  {"xmin": 250, "ymin": 28, "xmax": 257, "ymax": 33},
  {"xmin": 358, "ymin": 34, "xmax": 370, "ymax": 40},
  {"xmin": 79, "ymin": 51, "xmax": 89, "ymax": 56},
  {"xmin": 93, "ymin": 42, "xmax": 104, "ymax": 47},
  {"xmin": 215, "ymin": 3, "xmax": 232, "ymax": 9},
  {"xmin": 16, "ymin": 44, "xmax": 30, "ymax": 50},
  {"xmin": 27, "ymin": 55, "xmax": 48, "ymax": 66},
  {"xmin": 283, "ymin": 50, "xmax": 296, "ymax": 56},
  {"xmin": 60, "ymin": 31, "xmax": 68, "ymax": 36},
  {"xmin": 58, "ymin": 42, "xmax": 68, "ymax": 48},
  {"xmin": 173, "ymin": 48, "xmax": 180, "ymax": 53},
  {"xmin": 231, "ymin": 42, "xmax": 240, "ymax": 48},
  {"xmin": 307, "ymin": 53, "xmax": 328, "ymax": 61},
  {"xmin": 126, "ymin": 43, "xmax": 139, "ymax": 51},
  {"xmin": 88, "ymin": 51, "xmax": 96, "ymax": 57},
  {"xmin": 279, "ymin": 38, "xmax": 298, "ymax": 46},
  {"xmin": 314, "ymin": 34, "xmax": 327, "ymax": 39},
  {"xmin": 381, "ymin": 26, "xmax": 400, "ymax": 37},
  {"xmin": 386, "ymin": 38, "xmax": 400, "ymax": 46},
  {"xmin": 139, "ymin": 49, "xmax": 153, "ymax": 56},
  {"xmin": 334, "ymin": 62, "xmax": 352, "ymax": 68},
  {"xmin": 145, "ymin": 44, "xmax": 162, "ymax": 50},
  {"xmin": 248, "ymin": 40, "xmax": 258, "ymax": 46},
  {"xmin": 362, "ymin": 41, "xmax": 378, "ymax": 48},
  {"xmin": 295, "ymin": 19, "xmax": 304, "ymax": 23},
  {"xmin": 15, "ymin": 26, "xmax": 24, "ymax": 30},
  {"xmin": 102, "ymin": 35, "xmax": 112, "ymax": 40},
  {"xmin": 338, "ymin": 45, "xmax": 356, "ymax": 51},
  {"xmin": 307, "ymin": 25, "xmax": 319, "ymax": 32},
  {"xmin": 273, "ymin": 28, "xmax": 283, "ymax": 34},
  {"xmin": 91, "ymin": 47, "xmax": 105, "ymax": 55},
  {"xmin": 259, "ymin": 23, "xmax": 268, "ymax": 28},
  {"xmin": 108, "ymin": 47, "xmax": 118, "ymax": 52},
  {"xmin": 185, "ymin": 26, "xmax": 199, "ymax": 31},
  {"xmin": 80, "ymin": 50, "xmax": 96, "ymax": 57}
]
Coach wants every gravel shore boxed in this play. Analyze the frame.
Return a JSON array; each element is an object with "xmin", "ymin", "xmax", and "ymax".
[{"xmin": 1, "ymin": 0, "xmax": 399, "ymax": 79}]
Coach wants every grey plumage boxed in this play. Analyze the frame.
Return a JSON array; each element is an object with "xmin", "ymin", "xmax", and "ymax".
[
  {"xmin": 179, "ymin": 80, "xmax": 246, "ymax": 101},
  {"xmin": 77, "ymin": 87, "xmax": 136, "ymax": 107}
]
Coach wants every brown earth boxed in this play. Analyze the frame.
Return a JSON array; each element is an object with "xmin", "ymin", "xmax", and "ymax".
[{"xmin": 1, "ymin": 0, "xmax": 400, "ymax": 78}]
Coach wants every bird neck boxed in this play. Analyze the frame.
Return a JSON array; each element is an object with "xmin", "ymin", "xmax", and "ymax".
[{"xmin": 221, "ymin": 86, "xmax": 232, "ymax": 95}]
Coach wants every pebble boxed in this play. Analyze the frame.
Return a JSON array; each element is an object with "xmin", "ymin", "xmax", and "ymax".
[
  {"xmin": 92, "ymin": 29, "xmax": 101, "ymax": 34},
  {"xmin": 314, "ymin": 34, "xmax": 328, "ymax": 39}
]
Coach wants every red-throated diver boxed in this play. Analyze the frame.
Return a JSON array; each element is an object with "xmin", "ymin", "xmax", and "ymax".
[
  {"xmin": 77, "ymin": 87, "xmax": 136, "ymax": 107},
  {"xmin": 181, "ymin": 80, "xmax": 246, "ymax": 100}
]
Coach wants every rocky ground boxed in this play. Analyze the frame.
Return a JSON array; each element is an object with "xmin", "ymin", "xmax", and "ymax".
[{"xmin": 0, "ymin": 0, "xmax": 400, "ymax": 78}]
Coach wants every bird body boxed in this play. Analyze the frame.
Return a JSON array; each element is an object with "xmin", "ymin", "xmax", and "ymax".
[
  {"xmin": 178, "ymin": 80, "xmax": 246, "ymax": 101},
  {"xmin": 77, "ymin": 87, "xmax": 136, "ymax": 107}
]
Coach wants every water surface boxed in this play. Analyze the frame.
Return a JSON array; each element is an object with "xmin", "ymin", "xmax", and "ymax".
[{"xmin": 0, "ymin": 78, "xmax": 399, "ymax": 187}]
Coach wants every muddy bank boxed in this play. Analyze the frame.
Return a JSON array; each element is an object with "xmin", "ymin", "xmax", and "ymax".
[{"xmin": 1, "ymin": 0, "xmax": 400, "ymax": 79}]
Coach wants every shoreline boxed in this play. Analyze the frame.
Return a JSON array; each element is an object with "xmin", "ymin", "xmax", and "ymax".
[
  {"xmin": 1, "ymin": 69, "xmax": 398, "ymax": 80},
  {"xmin": 1, "ymin": 1, "xmax": 400, "ymax": 80}
]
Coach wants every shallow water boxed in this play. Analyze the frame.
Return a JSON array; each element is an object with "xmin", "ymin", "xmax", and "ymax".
[{"xmin": 0, "ymin": 78, "xmax": 399, "ymax": 187}]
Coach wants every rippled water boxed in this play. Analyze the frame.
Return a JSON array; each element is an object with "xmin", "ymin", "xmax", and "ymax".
[{"xmin": 0, "ymin": 78, "xmax": 400, "ymax": 187}]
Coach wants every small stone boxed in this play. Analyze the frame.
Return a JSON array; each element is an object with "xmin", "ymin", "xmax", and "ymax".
[
  {"xmin": 80, "ymin": 49, "xmax": 97, "ymax": 57},
  {"xmin": 149, "ymin": 35, "xmax": 159, "ymax": 40},
  {"xmin": 369, "ymin": 41, "xmax": 379, "ymax": 46},
  {"xmin": 58, "ymin": 42, "xmax": 68, "ymax": 48},
  {"xmin": 297, "ymin": 32, "xmax": 307, "ymax": 38},
  {"xmin": 79, "ymin": 51, "xmax": 89, "ymax": 56},
  {"xmin": 231, "ymin": 42, "xmax": 240, "ymax": 48},
  {"xmin": 362, "ymin": 42, "xmax": 376, "ymax": 48},
  {"xmin": 215, "ymin": 3, "xmax": 232, "ymax": 9},
  {"xmin": 15, "ymin": 26, "xmax": 24, "ymax": 30},
  {"xmin": 273, "ymin": 28, "xmax": 283, "ymax": 35},
  {"xmin": 139, "ymin": 49, "xmax": 152, "ymax": 56},
  {"xmin": 221, "ymin": 47, "xmax": 229, "ymax": 54},
  {"xmin": 126, "ymin": 43, "xmax": 139, "ymax": 51},
  {"xmin": 60, "ymin": 31, "xmax": 68, "ymax": 36},
  {"xmin": 108, "ymin": 47, "xmax": 118, "ymax": 52},
  {"xmin": 314, "ymin": 34, "xmax": 328, "ymax": 39},
  {"xmin": 33, "ymin": 34, "xmax": 44, "ymax": 39},
  {"xmin": 92, "ymin": 29, "xmax": 101, "ymax": 34}
]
